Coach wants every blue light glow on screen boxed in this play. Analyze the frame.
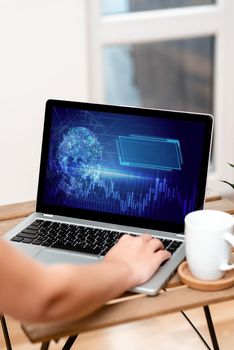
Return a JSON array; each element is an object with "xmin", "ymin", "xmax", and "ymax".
[{"xmin": 43, "ymin": 107, "xmax": 205, "ymax": 224}]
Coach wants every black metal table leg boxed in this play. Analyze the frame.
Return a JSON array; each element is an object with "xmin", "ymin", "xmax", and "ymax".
[
  {"xmin": 40, "ymin": 334, "xmax": 78, "ymax": 350},
  {"xmin": 40, "ymin": 341, "xmax": 51, "ymax": 350},
  {"xmin": 61, "ymin": 334, "xmax": 79, "ymax": 350},
  {"xmin": 0, "ymin": 315, "xmax": 12, "ymax": 350},
  {"xmin": 203, "ymin": 305, "xmax": 220, "ymax": 350},
  {"xmin": 181, "ymin": 311, "xmax": 212, "ymax": 349}
]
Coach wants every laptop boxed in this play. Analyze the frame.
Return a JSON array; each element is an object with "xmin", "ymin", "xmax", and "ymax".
[{"xmin": 4, "ymin": 99, "xmax": 213, "ymax": 295}]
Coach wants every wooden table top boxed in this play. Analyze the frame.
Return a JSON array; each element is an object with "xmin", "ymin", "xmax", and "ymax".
[{"xmin": 0, "ymin": 196, "xmax": 234, "ymax": 344}]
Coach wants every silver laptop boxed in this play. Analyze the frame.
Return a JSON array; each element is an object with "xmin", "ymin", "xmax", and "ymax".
[{"xmin": 4, "ymin": 99, "xmax": 213, "ymax": 295}]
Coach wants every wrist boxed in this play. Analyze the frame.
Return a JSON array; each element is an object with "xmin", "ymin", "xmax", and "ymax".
[{"xmin": 102, "ymin": 258, "xmax": 135, "ymax": 291}]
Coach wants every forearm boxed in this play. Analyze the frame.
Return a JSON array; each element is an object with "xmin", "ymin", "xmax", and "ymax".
[
  {"xmin": 36, "ymin": 261, "xmax": 132, "ymax": 323},
  {"xmin": 0, "ymin": 234, "xmax": 169, "ymax": 323},
  {"xmin": 0, "ymin": 240, "xmax": 132, "ymax": 323}
]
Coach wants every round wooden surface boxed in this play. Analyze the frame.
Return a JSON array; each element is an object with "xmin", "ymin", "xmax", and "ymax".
[{"xmin": 178, "ymin": 261, "xmax": 234, "ymax": 291}]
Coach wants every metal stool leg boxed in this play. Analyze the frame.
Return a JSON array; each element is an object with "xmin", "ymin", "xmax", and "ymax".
[
  {"xmin": 0, "ymin": 315, "xmax": 12, "ymax": 350},
  {"xmin": 61, "ymin": 334, "xmax": 79, "ymax": 350},
  {"xmin": 40, "ymin": 341, "xmax": 51, "ymax": 350},
  {"xmin": 40, "ymin": 335, "xmax": 78, "ymax": 350},
  {"xmin": 203, "ymin": 305, "xmax": 220, "ymax": 350}
]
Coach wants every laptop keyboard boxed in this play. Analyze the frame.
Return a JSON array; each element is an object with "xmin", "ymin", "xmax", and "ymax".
[{"xmin": 11, "ymin": 220, "xmax": 182, "ymax": 257}]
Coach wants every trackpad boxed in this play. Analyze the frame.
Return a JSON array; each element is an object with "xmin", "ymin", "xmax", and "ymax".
[{"xmin": 35, "ymin": 249, "xmax": 99, "ymax": 265}]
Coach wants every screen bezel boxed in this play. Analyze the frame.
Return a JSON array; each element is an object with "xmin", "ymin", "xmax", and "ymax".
[{"xmin": 36, "ymin": 99, "xmax": 213, "ymax": 233}]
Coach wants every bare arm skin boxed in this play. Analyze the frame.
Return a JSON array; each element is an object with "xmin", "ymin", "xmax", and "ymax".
[{"xmin": 0, "ymin": 235, "xmax": 170, "ymax": 323}]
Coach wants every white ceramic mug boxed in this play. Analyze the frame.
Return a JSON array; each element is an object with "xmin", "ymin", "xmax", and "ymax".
[{"xmin": 185, "ymin": 209, "xmax": 234, "ymax": 280}]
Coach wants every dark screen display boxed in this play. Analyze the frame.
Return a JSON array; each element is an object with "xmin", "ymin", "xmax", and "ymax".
[{"xmin": 39, "ymin": 102, "xmax": 211, "ymax": 228}]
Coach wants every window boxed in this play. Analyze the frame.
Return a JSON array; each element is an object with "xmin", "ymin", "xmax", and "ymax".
[
  {"xmin": 102, "ymin": 0, "xmax": 215, "ymax": 15},
  {"xmin": 104, "ymin": 37, "xmax": 214, "ymax": 113},
  {"xmin": 86, "ymin": 0, "xmax": 234, "ymax": 193}
]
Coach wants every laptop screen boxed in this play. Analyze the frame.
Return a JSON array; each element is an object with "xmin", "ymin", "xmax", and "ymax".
[{"xmin": 37, "ymin": 100, "xmax": 213, "ymax": 233}]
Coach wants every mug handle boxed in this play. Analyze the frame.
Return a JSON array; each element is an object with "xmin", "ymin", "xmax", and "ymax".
[{"xmin": 220, "ymin": 232, "xmax": 234, "ymax": 271}]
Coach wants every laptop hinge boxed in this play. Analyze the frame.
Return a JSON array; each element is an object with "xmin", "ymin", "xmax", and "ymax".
[{"xmin": 43, "ymin": 214, "xmax": 54, "ymax": 218}]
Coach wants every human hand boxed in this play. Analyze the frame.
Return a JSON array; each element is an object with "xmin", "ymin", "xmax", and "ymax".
[{"xmin": 104, "ymin": 234, "xmax": 171, "ymax": 287}]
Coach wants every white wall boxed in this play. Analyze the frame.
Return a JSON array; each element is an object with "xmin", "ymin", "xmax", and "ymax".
[{"xmin": 0, "ymin": 0, "xmax": 89, "ymax": 205}]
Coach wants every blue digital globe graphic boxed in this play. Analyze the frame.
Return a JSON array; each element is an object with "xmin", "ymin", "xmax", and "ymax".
[{"xmin": 56, "ymin": 127, "xmax": 103, "ymax": 193}]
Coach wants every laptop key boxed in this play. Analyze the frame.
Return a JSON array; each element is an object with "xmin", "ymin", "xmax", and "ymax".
[
  {"xmin": 11, "ymin": 236, "xmax": 23, "ymax": 242},
  {"xmin": 30, "ymin": 220, "xmax": 42, "ymax": 227},
  {"xmin": 170, "ymin": 241, "xmax": 182, "ymax": 248},
  {"xmin": 51, "ymin": 241, "xmax": 101, "ymax": 256},
  {"xmin": 41, "ymin": 240, "xmax": 53, "ymax": 247},
  {"xmin": 75, "ymin": 244, "xmax": 101, "ymax": 255},
  {"xmin": 41, "ymin": 221, "xmax": 52, "ymax": 229},
  {"xmin": 22, "ymin": 228, "xmax": 38, "ymax": 234},
  {"xmin": 163, "ymin": 239, "xmax": 173, "ymax": 249},
  {"xmin": 18, "ymin": 232, "xmax": 38, "ymax": 239},
  {"xmin": 39, "ymin": 228, "xmax": 49, "ymax": 235},
  {"xmin": 26, "ymin": 226, "xmax": 40, "ymax": 232},
  {"xmin": 52, "ymin": 242, "xmax": 70, "ymax": 250},
  {"xmin": 32, "ymin": 239, "xmax": 43, "ymax": 245},
  {"xmin": 22, "ymin": 238, "xmax": 33, "ymax": 243},
  {"xmin": 167, "ymin": 241, "xmax": 182, "ymax": 254}
]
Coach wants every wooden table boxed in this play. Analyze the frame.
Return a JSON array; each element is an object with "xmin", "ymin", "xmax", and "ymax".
[{"xmin": 0, "ymin": 197, "xmax": 234, "ymax": 350}]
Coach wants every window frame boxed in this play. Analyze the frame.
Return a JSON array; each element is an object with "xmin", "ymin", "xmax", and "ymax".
[{"xmin": 86, "ymin": 0, "xmax": 234, "ymax": 195}]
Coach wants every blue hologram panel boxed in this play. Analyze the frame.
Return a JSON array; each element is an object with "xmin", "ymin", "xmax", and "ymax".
[{"xmin": 117, "ymin": 135, "xmax": 182, "ymax": 171}]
